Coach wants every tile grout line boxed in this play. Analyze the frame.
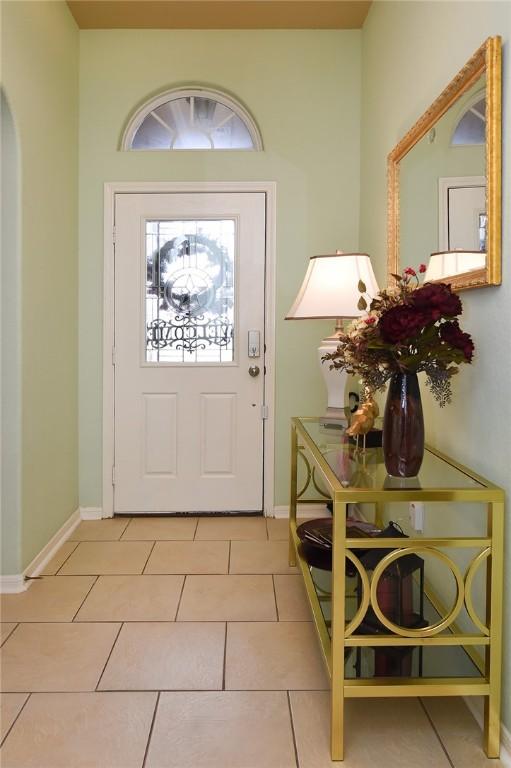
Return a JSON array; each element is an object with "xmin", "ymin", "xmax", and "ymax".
[
  {"xmin": 54, "ymin": 542, "xmax": 80, "ymax": 575},
  {"xmin": 58, "ymin": 572, "xmax": 169, "ymax": 577},
  {"xmin": 141, "ymin": 541, "xmax": 157, "ymax": 575},
  {"xmin": 222, "ymin": 622, "xmax": 228, "ymax": 690},
  {"xmin": 141, "ymin": 691, "xmax": 161, "ymax": 768},
  {"xmin": 118, "ymin": 517, "xmax": 132, "ymax": 539},
  {"xmin": 286, "ymin": 691, "xmax": 301, "ymax": 768},
  {"xmin": 174, "ymin": 575, "xmax": 187, "ymax": 621},
  {"xmin": 227, "ymin": 540, "xmax": 232, "ymax": 574},
  {"xmin": 418, "ymin": 698, "xmax": 456, "ymax": 768},
  {"xmin": 0, "ymin": 618, "xmax": 307, "ymax": 625},
  {"xmin": 95, "ymin": 622, "xmax": 124, "ymax": 691},
  {"xmin": 0, "ymin": 692, "xmax": 31, "ymax": 748},
  {"xmin": 193, "ymin": 517, "xmax": 199, "ymax": 540},
  {"xmin": 271, "ymin": 574, "xmax": 280, "ymax": 621},
  {"xmin": 65, "ymin": 536, "xmax": 132, "ymax": 543},
  {"xmin": 60, "ymin": 569, "xmax": 294, "ymax": 577},
  {"xmin": 71, "ymin": 575, "xmax": 100, "ymax": 622},
  {"xmin": 1, "ymin": 687, "xmax": 330, "ymax": 694},
  {"xmin": 0, "ymin": 622, "xmax": 19, "ymax": 647}
]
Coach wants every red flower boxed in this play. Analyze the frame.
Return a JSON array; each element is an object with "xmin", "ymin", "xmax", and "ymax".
[
  {"xmin": 440, "ymin": 321, "xmax": 474, "ymax": 362},
  {"xmin": 379, "ymin": 305, "xmax": 428, "ymax": 344},
  {"xmin": 364, "ymin": 316, "xmax": 376, "ymax": 325},
  {"xmin": 411, "ymin": 282, "xmax": 462, "ymax": 320},
  {"xmin": 404, "ymin": 267, "xmax": 416, "ymax": 276},
  {"xmin": 419, "ymin": 263, "xmax": 427, "ymax": 274}
]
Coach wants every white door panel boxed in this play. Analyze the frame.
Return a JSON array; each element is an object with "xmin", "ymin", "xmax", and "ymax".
[
  {"xmin": 143, "ymin": 393, "xmax": 178, "ymax": 476},
  {"xmin": 114, "ymin": 192, "xmax": 266, "ymax": 513},
  {"xmin": 448, "ymin": 186, "xmax": 486, "ymax": 250},
  {"xmin": 200, "ymin": 393, "xmax": 236, "ymax": 475}
]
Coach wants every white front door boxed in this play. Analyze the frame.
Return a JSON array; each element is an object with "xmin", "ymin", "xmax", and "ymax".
[{"xmin": 113, "ymin": 192, "xmax": 266, "ymax": 513}]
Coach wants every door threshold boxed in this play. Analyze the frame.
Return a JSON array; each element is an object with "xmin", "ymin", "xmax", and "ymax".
[{"xmin": 114, "ymin": 510, "xmax": 264, "ymax": 517}]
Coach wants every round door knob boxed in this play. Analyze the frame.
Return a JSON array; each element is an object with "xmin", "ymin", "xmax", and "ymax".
[{"xmin": 248, "ymin": 365, "xmax": 260, "ymax": 377}]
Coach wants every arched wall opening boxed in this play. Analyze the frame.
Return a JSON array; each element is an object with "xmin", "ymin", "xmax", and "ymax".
[{"xmin": 1, "ymin": 87, "xmax": 22, "ymax": 575}]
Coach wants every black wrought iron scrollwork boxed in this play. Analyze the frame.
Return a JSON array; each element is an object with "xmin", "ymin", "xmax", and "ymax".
[{"xmin": 147, "ymin": 314, "xmax": 233, "ymax": 353}]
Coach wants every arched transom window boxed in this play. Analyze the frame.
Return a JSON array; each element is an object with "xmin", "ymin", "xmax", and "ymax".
[
  {"xmin": 451, "ymin": 91, "xmax": 486, "ymax": 146},
  {"xmin": 123, "ymin": 88, "xmax": 262, "ymax": 151}
]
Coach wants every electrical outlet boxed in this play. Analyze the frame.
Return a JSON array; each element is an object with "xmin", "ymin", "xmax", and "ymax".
[{"xmin": 409, "ymin": 502, "xmax": 425, "ymax": 532}]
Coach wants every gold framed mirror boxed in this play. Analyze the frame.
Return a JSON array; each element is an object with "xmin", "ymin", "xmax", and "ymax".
[{"xmin": 388, "ymin": 37, "xmax": 501, "ymax": 291}]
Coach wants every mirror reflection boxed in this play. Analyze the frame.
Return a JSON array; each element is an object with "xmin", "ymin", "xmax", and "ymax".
[{"xmin": 400, "ymin": 75, "xmax": 486, "ymax": 282}]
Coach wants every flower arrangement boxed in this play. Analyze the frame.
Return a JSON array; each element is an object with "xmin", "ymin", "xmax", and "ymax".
[{"xmin": 323, "ymin": 265, "xmax": 474, "ymax": 406}]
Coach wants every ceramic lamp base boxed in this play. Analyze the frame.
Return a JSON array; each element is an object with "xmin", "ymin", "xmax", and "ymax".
[{"xmin": 318, "ymin": 337, "xmax": 352, "ymax": 425}]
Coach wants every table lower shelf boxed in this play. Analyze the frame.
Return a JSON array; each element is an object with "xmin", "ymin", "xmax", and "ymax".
[{"xmin": 289, "ymin": 522, "xmax": 488, "ymax": 693}]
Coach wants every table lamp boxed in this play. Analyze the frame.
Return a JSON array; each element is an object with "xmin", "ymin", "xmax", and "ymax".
[
  {"xmin": 425, "ymin": 250, "xmax": 486, "ymax": 281},
  {"xmin": 286, "ymin": 251, "xmax": 379, "ymax": 422}
]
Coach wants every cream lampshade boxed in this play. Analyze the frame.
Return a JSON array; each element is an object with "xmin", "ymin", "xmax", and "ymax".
[
  {"xmin": 425, "ymin": 250, "xmax": 486, "ymax": 282},
  {"xmin": 286, "ymin": 252, "xmax": 379, "ymax": 422}
]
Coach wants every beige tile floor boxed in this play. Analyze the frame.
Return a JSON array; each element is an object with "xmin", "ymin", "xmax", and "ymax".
[{"xmin": 0, "ymin": 515, "xmax": 502, "ymax": 767}]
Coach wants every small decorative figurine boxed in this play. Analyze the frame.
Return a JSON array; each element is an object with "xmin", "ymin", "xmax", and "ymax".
[{"xmin": 346, "ymin": 397, "xmax": 379, "ymax": 438}]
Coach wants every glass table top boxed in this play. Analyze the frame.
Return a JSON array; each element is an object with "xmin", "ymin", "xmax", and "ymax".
[{"xmin": 297, "ymin": 418, "xmax": 487, "ymax": 491}]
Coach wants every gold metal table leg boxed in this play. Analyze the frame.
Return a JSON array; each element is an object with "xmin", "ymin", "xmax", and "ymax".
[
  {"xmin": 375, "ymin": 501, "xmax": 384, "ymax": 529},
  {"xmin": 484, "ymin": 501, "xmax": 504, "ymax": 758},
  {"xmin": 330, "ymin": 497, "xmax": 347, "ymax": 760},
  {"xmin": 289, "ymin": 424, "xmax": 298, "ymax": 567}
]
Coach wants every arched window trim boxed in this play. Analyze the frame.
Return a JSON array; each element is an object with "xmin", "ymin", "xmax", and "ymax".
[
  {"xmin": 121, "ymin": 86, "xmax": 263, "ymax": 151},
  {"xmin": 450, "ymin": 87, "xmax": 486, "ymax": 147}
]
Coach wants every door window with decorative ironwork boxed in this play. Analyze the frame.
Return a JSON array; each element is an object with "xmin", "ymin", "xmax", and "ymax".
[{"xmin": 145, "ymin": 219, "xmax": 235, "ymax": 363}]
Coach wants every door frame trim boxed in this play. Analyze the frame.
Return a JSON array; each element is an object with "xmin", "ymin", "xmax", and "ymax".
[{"xmin": 103, "ymin": 181, "xmax": 276, "ymax": 518}]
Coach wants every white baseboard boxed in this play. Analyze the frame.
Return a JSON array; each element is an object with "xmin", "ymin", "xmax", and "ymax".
[
  {"xmin": 1, "ymin": 508, "xmax": 81, "ymax": 593},
  {"xmin": 79, "ymin": 507, "xmax": 103, "ymax": 520},
  {"xmin": 272, "ymin": 504, "xmax": 328, "ymax": 519},
  {"xmin": 0, "ymin": 574, "xmax": 28, "ymax": 594},
  {"xmin": 25, "ymin": 508, "xmax": 81, "ymax": 579},
  {"xmin": 464, "ymin": 697, "xmax": 511, "ymax": 766},
  {"xmin": 498, "ymin": 725, "xmax": 511, "ymax": 765}
]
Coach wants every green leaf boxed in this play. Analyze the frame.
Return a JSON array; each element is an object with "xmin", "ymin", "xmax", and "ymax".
[
  {"xmin": 357, "ymin": 296, "xmax": 367, "ymax": 311},
  {"xmin": 358, "ymin": 280, "xmax": 367, "ymax": 293},
  {"xmin": 391, "ymin": 273, "xmax": 403, "ymax": 282}
]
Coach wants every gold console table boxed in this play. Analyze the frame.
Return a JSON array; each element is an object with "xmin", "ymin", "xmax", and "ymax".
[{"xmin": 289, "ymin": 417, "xmax": 504, "ymax": 761}]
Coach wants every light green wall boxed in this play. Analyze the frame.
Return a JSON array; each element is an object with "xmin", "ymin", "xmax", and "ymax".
[
  {"xmin": 1, "ymin": 0, "xmax": 79, "ymax": 571},
  {"xmin": 360, "ymin": 0, "xmax": 511, "ymax": 729},
  {"xmin": 78, "ymin": 30, "xmax": 362, "ymax": 509}
]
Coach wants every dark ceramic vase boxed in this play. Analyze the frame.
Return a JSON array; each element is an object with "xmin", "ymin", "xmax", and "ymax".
[{"xmin": 382, "ymin": 372, "xmax": 425, "ymax": 477}]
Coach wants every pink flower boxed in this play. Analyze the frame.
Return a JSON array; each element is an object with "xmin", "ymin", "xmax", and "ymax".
[
  {"xmin": 419, "ymin": 263, "xmax": 427, "ymax": 274},
  {"xmin": 364, "ymin": 316, "xmax": 376, "ymax": 325},
  {"xmin": 404, "ymin": 267, "xmax": 416, "ymax": 276}
]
